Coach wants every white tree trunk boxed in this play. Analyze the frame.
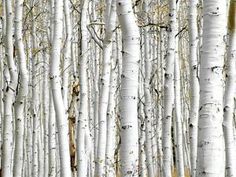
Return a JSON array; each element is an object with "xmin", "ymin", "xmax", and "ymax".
[
  {"xmin": 223, "ymin": 1, "xmax": 236, "ymax": 177},
  {"xmin": 174, "ymin": 36, "xmax": 185, "ymax": 177},
  {"xmin": 77, "ymin": 0, "xmax": 89, "ymax": 176},
  {"xmin": 96, "ymin": 0, "xmax": 116, "ymax": 176},
  {"xmin": 62, "ymin": 0, "xmax": 72, "ymax": 111},
  {"xmin": 105, "ymin": 38, "xmax": 118, "ymax": 177},
  {"xmin": 196, "ymin": 0, "xmax": 227, "ymax": 177},
  {"xmin": 1, "ymin": 0, "xmax": 18, "ymax": 176},
  {"xmin": 117, "ymin": 0, "xmax": 140, "ymax": 176},
  {"xmin": 138, "ymin": 50, "xmax": 147, "ymax": 177},
  {"xmin": 31, "ymin": 9, "xmax": 39, "ymax": 177},
  {"xmin": 162, "ymin": 0, "xmax": 177, "ymax": 176},
  {"xmin": 48, "ymin": 3, "xmax": 57, "ymax": 175},
  {"xmin": 49, "ymin": 92, "xmax": 57, "ymax": 177},
  {"xmin": 42, "ymin": 50, "xmax": 49, "ymax": 177},
  {"xmin": 143, "ymin": 1, "xmax": 154, "ymax": 176},
  {"xmin": 188, "ymin": 0, "xmax": 199, "ymax": 176},
  {"xmin": 50, "ymin": 0, "xmax": 72, "ymax": 176},
  {"xmin": 13, "ymin": 0, "xmax": 29, "ymax": 176}
]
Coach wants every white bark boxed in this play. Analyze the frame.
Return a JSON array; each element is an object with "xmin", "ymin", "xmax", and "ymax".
[
  {"xmin": 196, "ymin": 0, "xmax": 227, "ymax": 177},
  {"xmin": 31, "ymin": 10, "xmax": 39, "ymax": 177},
  {"xmin": 25, "ymin": 83, "xmax": 33, "ymax": 177},
  {"xmin": 174, "ymin": 37, "xmax": 185, "ymax": 177},
  {"xmin": 49, "ymin": 93, "xmax": 57, "ymax": 177},
  {"xmin": 0, "ymin": 10, "xmax": 4, "ymax": 167},
  {"xmin": 138, "ymin": 55, "xmax": 147, "ymax": 177},
  {"xmin": 105, "ymin": 38, "xmax": 118, "ymax": 177},
  {"xmin": 162, "ymin": 0, "xmax": 177, "ymax": 176},
  {"xmin": 77, "ymin": 0, "xmax": 89, "ymax": 176},
  {"xmin": 156, "ymin": 27, "xmax": 165, "ymax": 177},
  {"xmin": 1, "ymin": 0, "xmax": 18, "ymax": 176},
  {"xmin": 96, "ymin": 0, "xmax": 116, "ymax": 176},
  {"xmin": 62, "ymin": 0, "xmax": 72, "ymax": 111},
  {"xmin": 93, "ymin": 46, "xmax": 99, "ymax": 163},
  {"xmin": 143, "ymin": 1, "xmax": 154, "ymax": 176},
  {"xmin": 188, "ymin": 0, "xmax": 199, "ymax": 176},
  {"xmin": 48, "ymin": 3, "xmax": 57, "ymax": 175},
  {"xmin": 223, "ymin": 1, "xmax": 236, "ymax": 177},
  {"xmin": 13, "ymin": 0, "xmax": 29, "ymax": 176},
  {"xmin": 43, "ymin": 50, "xmax": 49, "ymax": 177},
  {"xmin": 117, "ymin": 0, "xmax": 140, "ymax": 176},
  {"xmin": 50, "ymin": 0, "xmax": 72, "ymax": 176}
]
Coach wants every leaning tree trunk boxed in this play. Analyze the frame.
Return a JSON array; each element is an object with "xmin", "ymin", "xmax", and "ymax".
[
  {"xmin": 223, "ymin": 1, "xmax": 236, "ymax": 177},
  {"xmin": 117, "ymin": 0, "xmax": 140, "ymax": 176},
  {"xmin": 50, "ymin": 0, "xmax": 72, "ymax": 176},
  {"xmin": 196, "ymin": 0, "xmax": 227, "ymax": 177}
]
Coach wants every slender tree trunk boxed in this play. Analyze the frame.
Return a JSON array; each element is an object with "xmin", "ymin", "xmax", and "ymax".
[
  {"xmin": 138, "ymin": 47, "xmax": 147, "ymax": 177},
  {"xmin": 162, "ymin": 0, "xmax": 177, "ymax": 176},
  {"xmin": 117, "ymin": 0, "xmax": 140, "ymax": 176},
  {"xmin": 143, "ymin": 1, "xmax": 154, "ymax": 176},
  {"xmin": 50, "ymin": 0, "xmax": 72, "ymax": 176},
  {"xmin": 48, "ymin": 3, "xmax": 57, "ymax": 175},
  {"xmin": 188, "ymin": 0, "xmax": 199, "ymax": 176},
  {"xmin": 62, "ymin": 0, "xmax": 72, "ymax": 111},
  {"xmin": 77, "ymin": 0, "xmax": 89, "ymax": 176},
  {"xmin": 96, "ymin": 0, "xmax": 116, "ymax": 176},
  {"xmin": 223, "ymin": 1, "xmax": 236, "ymax": 177},
  {"xmin": 13, "ymin": 0, "xmax": 29, "ymax": 176},
  {"xmin": 105, "ymin": 37, "xmax": 118, "ymax": 177},
  {"xmin": 49, "ymin": 92, "xmax": 57, "ymax": 177},
  {"xmin": 42, "ymin": 49, "xmax": 49, "ymax": 177},
  {"xmin": 174, "ymin": 35, "xmax": 185, "ymax": 177},
  {"xmin": 31, "ymin": 9, "xmax": 39, "ymax": 177}
]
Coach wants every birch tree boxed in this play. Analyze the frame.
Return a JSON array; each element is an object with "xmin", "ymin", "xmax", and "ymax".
[
  {"xmin": 48, "ymin": 93, "xmax": 57, "ymax": 177},
  {"xmin": 50, "ymin": 0, "xmax": 72, "ymax": 176},
  {"xmin": 143, "ymin": 1, "xmax": 154, "ymax": 177},
  {"xmin": 117, "ymin": 0, "xmax": 140, "ymax": 176},
  {"xmin": 1, "ymin": 0, "xmax": 18, "ymax": 176},
  {"xmin": 105, "ymin": 39, "xmax": 118, "ymax": 177},
  {"xmin": 62, "ymin": 0, "xmax": 72, "ymax": 111},
  {"xmin": 13, "ymin": 0, "xmax": 29, "ymax": 176},
  {"xmin": 162, "ymin": 0, "xmax": 177, "ymax": 176},
  {"xmin": 174, "ymin": 28, "xmax": 185, "ymax": 177},
  {"xmin": 96, "ymin": 0, "xmax": 116, "ymax": 176},
  {"xmin": 223, "ymin": 1, "xmax": 236, "ymax": 176},
  {"xmin": 196, "ymin": 0, "xmax": 227, "ymax": 177},
  {"xmin": 42, "ymin": 49, "xmax": 49, "ymax": 177},
  {"xmin": 48, "ymin": 2, "xmax": 57, "ymax": 175},
  {"xmin": 30, "ymin": 4, "xmax": 39, "ymax": 177},
  {"xmin": 188, "ymin": 0, "xmax": 200, "ymax": 176},
  {"xmin": 77, "ymin": 0, "xmax": 89, "ymax": 176}
]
